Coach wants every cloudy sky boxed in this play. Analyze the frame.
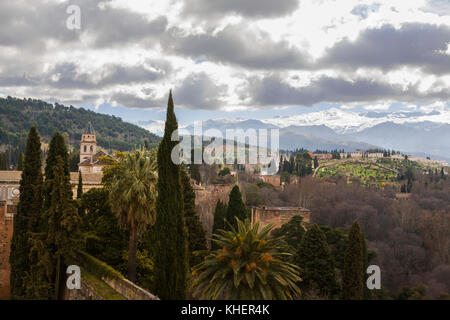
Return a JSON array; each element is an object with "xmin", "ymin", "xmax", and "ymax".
[{"xmin": 0, "ymin": 0, "xmax": 449, "ymax": 126}]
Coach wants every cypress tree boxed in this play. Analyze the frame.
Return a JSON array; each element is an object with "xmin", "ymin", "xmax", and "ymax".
[
  {"xmin": 43, "ymin": 132, "xmax": 71, "ymax": 210},
  {"xmin": 212, "ymin": 200, "xmax": 227, "ymax": 233},
  {"xmin": 211, "ymin": 200, "xmax": 228, "ymax": 250},
  {"xmin": 77, "ymin": 171, "xmax": 83, "ymax": 199},
  {"xmin": 77, "ymin": 171, "xmax": 84, "ymax": 216},
  {"xmin": 9, "ymin": 126, "xmax": 43, "ymax": 299},
  {"xmin": 46, "ymin": 156, "xmax": 82, "ymax": 299},
  {"xmin": 153, "ymin": 91, "xmax": 189, "ymax": 300},
  {"xmin": 342, "ymin": 221, "xmax": 364, "ymax": 300},
  {"xmin": 362, "ymin": 234, "xmax": 371, "ymax": 300},
  {"xmin": 181, "ymin": 169, "xmax": 207, "ymax": 267},
  {"xmin": 224, "ymin": 185, "xmax": 248, "ymax": 230},
  {"xmin": 296, "ymin": 224, "xmax": 338, "ymax": 298},
  {"xmin": 27, "ymin": 133, "xmax": 81, "ymax": 299},
  {"xmin": 17, "ymin": 152, "xmax": 24, "ymax": 171},
  {"xmin": 0, "ymin": 153, "xmax": 7, "ymax": 170}
]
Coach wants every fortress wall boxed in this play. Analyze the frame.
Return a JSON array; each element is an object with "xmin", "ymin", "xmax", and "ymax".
[{"xmin": 251, "ymin": 206, "xmax": 310, "ymax": 233}]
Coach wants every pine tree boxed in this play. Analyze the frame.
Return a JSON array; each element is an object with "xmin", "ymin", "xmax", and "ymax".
[
  {"xmin": 9, "ymin": 126, "xmax": 43, "ymax": 299},
  {"xmin": 153, "ymin": 91, "xmax": 189, "ymax": 299},
  {"xmin": 296, "ymin": 224, "xmax": 338, "ymax": 298},
  {"xmin": 211, "ymin": 200, "xmax": 228, "ymax": 250},
  {"xmin": 181, "ymin": 169, "xmax": 207, "ymax": 267},
  {"xmin": 342, "ymin": 221, "xmax": 364, "ymax": 300},
  {"xmin": 224, "ymin": 185, "xmax": 248, "ymax": 230}
]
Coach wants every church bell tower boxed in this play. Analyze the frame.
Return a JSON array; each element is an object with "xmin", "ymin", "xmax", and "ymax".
[{"xmin": 80, "ymin": 122, "xmax": 97, "ymax": 163}]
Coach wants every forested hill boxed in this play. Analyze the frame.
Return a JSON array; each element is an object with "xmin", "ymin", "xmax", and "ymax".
[{"xmin": 0, "ymin": 96, "xmax": 160, "ymax": 151}]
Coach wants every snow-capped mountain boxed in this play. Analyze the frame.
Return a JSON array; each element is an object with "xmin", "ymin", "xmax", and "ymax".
[
  {"xmin": 261, "ymin": 108, "xmax": 450, "ymax": 134},
  {"xmin": 136, "ymin": 108, "xmax": 450, "ymax": 161}
]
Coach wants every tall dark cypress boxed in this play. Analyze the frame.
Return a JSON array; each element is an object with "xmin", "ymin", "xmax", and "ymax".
[
  {"xmin": 153, "ymin": 91, "xmax": 188, "ymax": 300},
  {"xmin": 296, "ymin": 224, "xmax": 338, "ymax": 298},
  {"xmin": 211, "ymin": 200, "xmax": 227, "ymax": 250},
  {"xmin": 9, "ymin": 126, "xmax": 43, "ymax": 299},
  {"xmin": 27, "ymin": 133, "xmax": 81, "ymax": 299},
  {"xmin": 43, "ymin": 132, "xmax": 71, "ymax": 210},
  {"xmin": 77, "ymin": 171, "xmax": 84, "ymax": 216},
  {"xmin": 181, "ymin": 169, "xmax": 207, "ymax": 268},
  {"xmin": 224, "ymin": 185, "xmax": 248, "ymax": 230},
  {"xmin": 45, "ymin": 156, "xmax": 82, "ymax": 299},
  {"xmin": 342, "ymin": 221, "xmax": 364, "ymax": 300}
]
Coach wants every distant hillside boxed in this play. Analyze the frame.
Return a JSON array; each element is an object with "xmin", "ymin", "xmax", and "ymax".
[{"xmin": 0, "ymin": 96, "xmax": 160, "ymax": 151}]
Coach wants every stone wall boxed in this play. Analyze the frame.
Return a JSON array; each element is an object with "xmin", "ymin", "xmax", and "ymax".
[
  {"xmin": 254, "ymin": 174, "xmax": 281, "ymax": 187},
  {"xmin": 0, "ymin": 200, "xmax": 14, "ymax": 300},
  {"xmin": 102, "ymin": 277, "xmax": 159, "ymax": 300},
  {"xmin": 64, "ymin": 278, "xmax": 104, "ymax": 300},
  {"xmin": 251, "ymin": 206, "xmax": 310, "ymax": 233},
  {"xmin": 194, "ymin": 183, "xmax": 233, "ymax": 239}
]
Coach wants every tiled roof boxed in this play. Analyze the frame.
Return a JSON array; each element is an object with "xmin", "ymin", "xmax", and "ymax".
[
  {"xmin": 79, "ymin": 150, "xmax": 116, "ymax": 166},
  {"xmin": 0, "ymin": 170, "xmax": 102, "ymax": 185}
]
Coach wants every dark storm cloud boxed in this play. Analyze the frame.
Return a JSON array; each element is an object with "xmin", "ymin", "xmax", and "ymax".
[
  {"xmin": 320, "ymin": 23, "xmax": 450, "ymax": 74},
  {"xmin": 183, "ymin": 0, "xmax": 299, "ymax": 18},
  {"xmin": 110, "ymin": 92, "xmax": 165, "ymax": 109},
  {"xmin": 0, "ymin": 62, "xmax": 169, "ymax": 90},
  {"xmin": 47, "ymin": 63, "xmax": 167, "ymax": 89},
  {"xmin": 162, "ymin": 24, "xmax": 310, "ymax": 70},
  {"xmin": 249, "ymin": 74, "xmax": 450, "ymax": 106},
  {"xmin": 175, "ymin": 73, "xmax": 227, "ymax": 109},
  {"xmin": 110, "ymin": 73, "xmax": 227, "ymax": 110},
  {"xmin": 0, "ymin": 0, "xmax": 167, "ymax": 51},
  {"xmin": 0, "ymin": 1, "xmax": 80, "ymax": 51}
]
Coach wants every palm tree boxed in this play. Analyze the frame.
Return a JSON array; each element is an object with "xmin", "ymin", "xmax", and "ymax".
[
  {"xmin": 105, "ymin": 149, "xmax": 158, "ymax": 283},
  {"xmin": 192, "ymin": 218, "xmax": 302, "ymax": 300}
]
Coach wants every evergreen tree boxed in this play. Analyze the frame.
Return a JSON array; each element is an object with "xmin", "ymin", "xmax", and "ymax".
[
  {"xmin": 296, "ymin": 224, "xmax": 338, "ymax": 298},
  {"xmin": 26, "ymin": 133, "xmax": 81, "ymax": 299},
  {"xmin": 211, "ymin": 200, "xmax": 228, "ymax": 250},
  {"xmin": 77, "ymin": 171, "xmax": 84, "ymax": 216},
  {"xmin": 0, "ymin": 152, "xmax": 7, "ymax": 170},
  {"xmin": 181, "ymin": 169, "xmax": 207, "ymax": 267},
  {"xmin": 17, "ymin": 152, "xmax": 24, "ymax": 171},
  {"xmin": 224, "ymin": 185, "xmax": 248, "ymax": 230},
  {"xmin": 342, "ymin": 221, "xmax": 364, "ymax": 300},
  {"xmin": 45, "ymin": 156, "xmax": 82, "ymax": 299},
  {"xmin": 43, "ymin": 132, "xmax": 70, "ymax": 210},
  {"xmin": 153, "ymin": 91, "xmax": 189, "ymax": 299},
  {"xmin": 362, "ymin": 234, "xmax": 372, "ymax": 300},
  {"xmin": 9, "ymin": 126, "xmax": 43, "ymax": 299}
]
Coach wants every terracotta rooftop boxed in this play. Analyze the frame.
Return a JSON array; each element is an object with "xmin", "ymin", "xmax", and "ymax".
[
  {"xmin": 0, "ymin": 170, "xmax": 102, "ymax": 185},
  {"xmin": 79, "ymin": 150, "xmax": 115, "ymax": 166}
]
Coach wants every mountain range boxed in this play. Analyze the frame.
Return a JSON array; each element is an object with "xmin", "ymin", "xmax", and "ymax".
[{"xmin": 138, "ymin": 108, "xmax": 450, "ymax": 162}]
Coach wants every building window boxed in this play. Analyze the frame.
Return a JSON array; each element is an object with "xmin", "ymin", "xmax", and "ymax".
[
  {"xmin": 90, "ymin": 146, "xmax": 93, "ymax": 152},
  {"xmin": 84, "ymin": 145, "xmax": 87, "ymax": 152}
]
